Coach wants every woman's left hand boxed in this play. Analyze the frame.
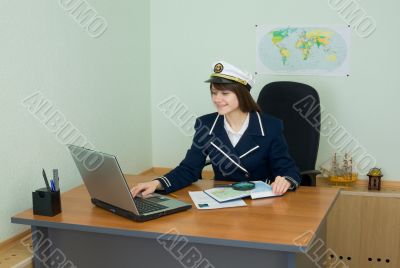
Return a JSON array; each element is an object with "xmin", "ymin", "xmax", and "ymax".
[{"xmin": 271, "ymin": 176, "xmax": 291, "ymax": 195}]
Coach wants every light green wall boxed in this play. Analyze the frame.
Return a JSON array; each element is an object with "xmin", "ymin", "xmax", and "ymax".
[
  {"xmin": 0, "ymin": 0, "xmax": 151, "ymax": 241},
  {"xmin": 151, "ymin": 0, "xmax": 400, "ymax": 178}
]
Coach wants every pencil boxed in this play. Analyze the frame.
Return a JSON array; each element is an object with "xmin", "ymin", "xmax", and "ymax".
[{"xmin": 169, "ymin": 193, "xmax": 178, "ymax": 198}]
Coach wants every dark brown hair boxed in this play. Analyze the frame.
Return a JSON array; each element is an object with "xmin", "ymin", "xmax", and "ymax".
[{"xmin": 210, "ymin": 83, "xmax": 261, "ymax": 113}]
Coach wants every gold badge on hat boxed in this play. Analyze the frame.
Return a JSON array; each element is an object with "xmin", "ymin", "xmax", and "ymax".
[{"xmin": 214, "ymin": 63, "xmax": 224, "ymax": 73}]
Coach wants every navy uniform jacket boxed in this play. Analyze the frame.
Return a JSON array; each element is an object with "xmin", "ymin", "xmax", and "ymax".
[{"xmin": 156, "ymin": 112, "xmax": 301, "ymax": 194}]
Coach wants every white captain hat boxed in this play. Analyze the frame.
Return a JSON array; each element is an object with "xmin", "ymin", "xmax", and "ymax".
[{"xmin": 205, "ymin": 60, "xmax": 255, "ymax": 90}]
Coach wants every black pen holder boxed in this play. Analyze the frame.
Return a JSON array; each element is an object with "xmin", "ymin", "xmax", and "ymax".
[{"xmin": 32, "ymin": 187, "xmax": 62, "ymax": 216}]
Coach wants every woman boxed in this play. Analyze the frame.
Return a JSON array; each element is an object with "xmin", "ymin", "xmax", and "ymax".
[{"xmin": 131, "ymin": 61, "xmax": 300, "ymax": 197}]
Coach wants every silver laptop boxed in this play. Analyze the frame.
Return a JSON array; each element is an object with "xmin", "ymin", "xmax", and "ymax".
[{"xmin": 67, "ymin": 145, "xmax": 191, "ymax": 222}]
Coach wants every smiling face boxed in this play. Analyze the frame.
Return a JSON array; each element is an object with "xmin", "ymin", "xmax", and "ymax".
[
  {"xmin": 209, "ymin": 82, "xmax": 261, "ymax": 115},
  {"xmin": 210, "ymin": 84, "xmax": 240, "ymax": 115}
]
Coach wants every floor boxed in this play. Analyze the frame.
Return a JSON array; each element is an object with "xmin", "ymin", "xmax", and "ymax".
[{"xmin": 0, "ymin": 235, "xmax": 33, "ymax": 268}]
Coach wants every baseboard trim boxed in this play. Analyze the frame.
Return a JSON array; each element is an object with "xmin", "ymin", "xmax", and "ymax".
[
  {"xmin": 138, "ymin": 167, "xmax": 214, "ymax": 179},
  {"xmin": 136, "ymin": 167, "xmax": 155, "ymax": 176},
  {"xmin": 0, "ymin": 229, "xmax": 31, "ymax": 252}
]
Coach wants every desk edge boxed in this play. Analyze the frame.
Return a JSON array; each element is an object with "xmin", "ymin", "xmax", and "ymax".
[{"xmin": 11, "ymin": 216, "xmax": 307, "ymax": 253}]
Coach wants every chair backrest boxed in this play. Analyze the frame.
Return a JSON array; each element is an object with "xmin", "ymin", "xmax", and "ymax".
[{"xmin": 257, "ymin": 81, "xmax": 320, "ymax": 175}]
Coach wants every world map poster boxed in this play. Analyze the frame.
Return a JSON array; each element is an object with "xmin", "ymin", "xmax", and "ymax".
[{"xmin": 256, "ymin": 25, "xmax": 350, "ymax": 76}]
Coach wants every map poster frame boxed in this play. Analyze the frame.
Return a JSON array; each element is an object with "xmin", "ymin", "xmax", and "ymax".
[{"xmin": 256, "ymin": 25, "xmax": 350, "ymax": 76}]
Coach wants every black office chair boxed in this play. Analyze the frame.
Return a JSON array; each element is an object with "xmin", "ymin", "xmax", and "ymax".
[{"xmin": 257, "ymin": 81, "xmax": 321, "ymax": 186}]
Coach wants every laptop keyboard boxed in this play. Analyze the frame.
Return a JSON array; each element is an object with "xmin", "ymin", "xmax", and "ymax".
[{"xmin": 133, "ymin": 197, "xmax": 168, "ymax": 214}]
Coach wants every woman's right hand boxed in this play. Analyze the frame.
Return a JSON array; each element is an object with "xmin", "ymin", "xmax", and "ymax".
[{"xmin": 130, "ymin": 180, "xmax": 161, "ymax": 198}]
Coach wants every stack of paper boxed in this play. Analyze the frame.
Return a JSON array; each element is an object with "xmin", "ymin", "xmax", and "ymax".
[{"xmin": 188, "ymin": 191, "xmax": 246, "ymax": 210}]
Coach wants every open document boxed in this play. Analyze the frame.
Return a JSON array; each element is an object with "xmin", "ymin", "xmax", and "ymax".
[
  {"xmin": 204, "ymin": 181, "xmax": 283, "ymax": 203},
  {"xmin": 188, "ymin": 191, "xmax": 246, "ymax": 210}
]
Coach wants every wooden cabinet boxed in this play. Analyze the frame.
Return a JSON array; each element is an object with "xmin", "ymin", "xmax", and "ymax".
[{"xmin": 326, "ymin": 192, "xmax": 400, "ymax": 267}]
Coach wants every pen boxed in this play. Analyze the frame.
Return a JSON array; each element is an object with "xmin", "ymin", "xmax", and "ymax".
[
  {"xmin": 42, "ymin": 169, "xmax": 51, "ymax": 191},
  {"xmin": 53, "ymin": 169, "xmax": 59, "ymax": 191},
  {"xmin": 50, "ymin": 180, "xmax": 56, "ymax": 192}
]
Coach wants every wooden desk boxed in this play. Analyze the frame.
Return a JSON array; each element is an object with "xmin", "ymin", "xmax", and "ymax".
[{"xmin": 12, "ymin": 175, "xmax": 339, "ymax": 268}]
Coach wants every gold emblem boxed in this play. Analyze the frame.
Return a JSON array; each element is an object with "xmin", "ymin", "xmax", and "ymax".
[{"xmin": 214, "ymin": 63, "xmax": 223, "ymax": 73}]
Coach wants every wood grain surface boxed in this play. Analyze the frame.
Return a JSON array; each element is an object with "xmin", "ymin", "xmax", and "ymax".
[{"xmin": 12, "ymin": 175, "xmax": 339, "ymax": 248}]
